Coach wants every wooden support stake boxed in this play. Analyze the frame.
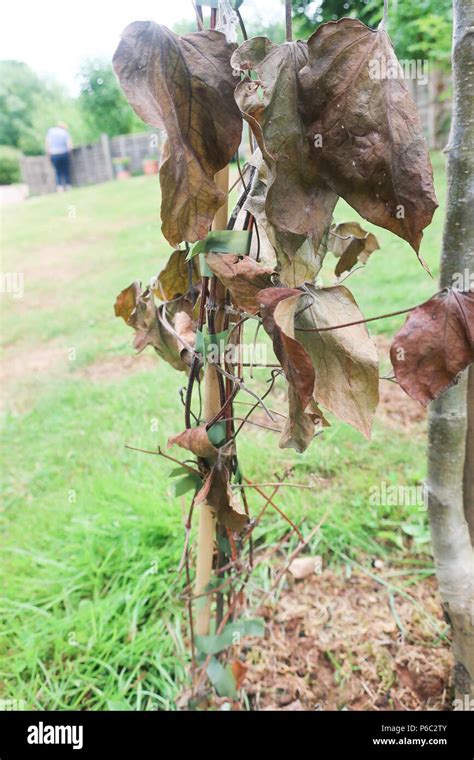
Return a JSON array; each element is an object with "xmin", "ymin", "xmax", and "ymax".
[{"xmin": 195, "ymin": 165, "xmax": 229, "ymax": 636}]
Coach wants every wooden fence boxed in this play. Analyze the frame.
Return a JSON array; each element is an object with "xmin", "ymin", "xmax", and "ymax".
[
  {"xmin": 407, "ymin": 70, "xmax": 451, "ymax": 150},
  {"xmin": 21, "ymin": 131, "xmax": 163, "ymax": 196}
]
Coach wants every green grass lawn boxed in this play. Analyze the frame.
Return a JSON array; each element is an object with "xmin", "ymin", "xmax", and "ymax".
[{"xmin": 0, "ymin": 154, "xmax": 446, "ymax": 710}]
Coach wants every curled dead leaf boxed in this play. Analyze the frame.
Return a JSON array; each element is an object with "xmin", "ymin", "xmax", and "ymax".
[
  {"xmin": 279, "ymin": 385, "xmax": 329, "ymax": 453},
  {"xmin": 244, "ymin": 164, "xmax": 329, "ymax": 287},
  {"xmin": 329, "ymin": 222, "xmax": 380, "ymax": 276},
  {"xmin": 232, "ymin": 41, "xmax": 338, "ymax": 259},
  {"xmin": 298, "ymin": 18, "xmax": 438, "ymax": 253},
  {"xmin": 205, "ymin": 253, "xmax": 275, "ymax": 315},
  {"xmin": 114, "ymin": 283, "xmax": 192, "ymax": 373},
  {"xmin": 288, "ymin": 556, "xmax": 321, "ymax": 580},
  {"xmin": 272, "ymin": 285, "xmax": 379, "ymax": 438},
  {"xmin": 174, "ymin": 310, "xmax": 196, "ymax": 365},
  {"xmin": 168, "ymin": 425, "xmax": 217, "ymax": 459},
  {"xmin": 259, "ymin": 287, "xmax": 315, "ymax": 413},
  {"xmin": 195, "ymin": 460, "xmax": 248, "ymax": 533},
  {"xmin": 114, "ymin": 282, "xmax": 142, "ymax": 324},
  {"xmin": 152, "ymin": 249, "xmax": 200, "ymax": 301},
  {"xmin": 390, "ymin": 289, "xmax": 474, "ymax": 406},
  {"xmin": 113, "ymin": 22, "xmax": 242, "ymax": 245}
]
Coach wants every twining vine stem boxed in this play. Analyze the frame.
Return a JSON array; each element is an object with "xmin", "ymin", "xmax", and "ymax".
[{"xmin": 294, "ymin": 292, "xmax": 446, "ymax": 332}]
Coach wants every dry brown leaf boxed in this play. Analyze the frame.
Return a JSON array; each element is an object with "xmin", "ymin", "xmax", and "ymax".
[
  {"xmin": 168, "ymin": 425, "xmax": 217, "ymax": 459},
  {"xmin": 288, "ymin": 556, "xmax": 320, "ymax": 580},
  {"xmin": 195, "ymin": 460, "xmax": 248, "ymax": 533},
  {"xmin": 113, "ymin": 22, "xmax": 242, "ymax": 245},
  {"xmin": 299, "ymin": 18, "xmax": 438, "ymax": 253},
  {"xmin": 114, "ymin": 284, "xmax": 191, "ymax": 373},
  {"xmin": 390, "ymin": 289, "xmax": 474, "ymax": 406},
  {"xmin": 275, "ymin": 285, "xmax": 379, "ymax": 438},
  {"xmin": 152, "ymin": 249, "xmax": 200, "ymax": 301},
  {"xmin": 279, "ymin": 385, "xmax": 329, "ymax": 453},
  {"xmin": 329, "ymin": 222, "xmax": 380, "ymax": 276},
  {"xmin": 259, "ymin": 288, "xmax": 315, "ymax": 412},
  {"xmin": 244, "ymin": 166, "xmax": 327, "ymax": 287},
  {"xmin": 230, "ymin": 660, "xmax": 248, "ymax": 690},
  {"xmin": 259, "ymin": 287, "xmax": 325, "ymax": 452},
  {"xmin": 174, "ymin": 310, "xmax": 195, "ymax": 365},
  {"xmin": 233, "ymin": 20, "xmax": 437, "ymax": 261},
  {"xmin": 232, "ymin": 40, "xmax": 338, "ymax": 250},
  {"xmin": 114, "ymin": 282, "xmax": 142, "ymax": 324},
  {"xmin": 205, "ymin": 253, "xmax": 275, "ymax": 315}
]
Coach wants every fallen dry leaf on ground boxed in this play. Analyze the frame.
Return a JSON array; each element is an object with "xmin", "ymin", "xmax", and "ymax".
[{"xmin": 288, "ymin": 556, "xmax": 321, "ymax": 579}]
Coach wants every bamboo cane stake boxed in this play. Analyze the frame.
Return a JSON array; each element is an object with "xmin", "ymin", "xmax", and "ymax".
[{"xmin": 194, "ymin": 165, "xmax": 230, "ymax": 636}]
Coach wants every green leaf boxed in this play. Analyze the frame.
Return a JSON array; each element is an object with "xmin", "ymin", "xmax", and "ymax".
[
  {"xmin": 168, "ymin": 466, "xmax": 190, "ymax": 478},
  {"xmin": 234, "ymin": 461, "xmax": 243, "ymax": 485},
  {"xmin": 207, "ymin": 421, "xmax": 227, "ymax": 448},
  {"xmin": 171, "ymin": 474, "xmax": 201, "ymax": 497},
  {"xmin": 217, "ymin": 533, "xmax": 232, "ymax": 557},
  {"xmin": 195, "ymin": 618, "xmax": 265, "ymax": 656},
  {"xmin": 401, "ymin": 522, "xmax": 431, "ymax": 544},
  {"xmin": 206, "ymin": 657, "xmax": 238, "ymax": 699}
]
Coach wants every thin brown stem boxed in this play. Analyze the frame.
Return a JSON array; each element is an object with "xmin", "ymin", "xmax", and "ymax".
[
  {"xmin": 124, "ymin": 444, "xmax": 201, "ymax": 477},
  {"xmin": 213, "ymin": 416, "xmax": 282, "ymax": 433},
  {"xmin": 234, "ymin": 482, "xmax": 314, "ymax": 490},
  {"xmin": 244, "ymin": 477, "xmax": 304, "ymax": 540},
  {"xmin": 295, "ymin": 299, "xmax": 430, "ymax": 333}
]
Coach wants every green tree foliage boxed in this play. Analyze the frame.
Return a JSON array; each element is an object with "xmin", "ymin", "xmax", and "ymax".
[
  {"xmin": 364, "ymin": 0, "xmax": 452, "ymax": 64},
  {"xmin": 0, "ymin": 61, "xmax": 89, "ymax": 155},
  {"xmin": 78, "ymin": 59, "xmax": 144, "ymax": 140},
  {"xmin": 0, "ymin": 145, "xmax": 21, "ymax": 184},
  {"xmin": 0, "ymin": 61, "xmax": 43, "ymax": 148},
  {"xmin": 19, "ymin": 80, "xmax": 89, "ymax": 155},
  {"xmin": 293, "ymin": 0, "xmax": 371, "ymax": 31},
  {"xmin": 292, "ymin": 0, "xmax": 451, "ymax": 63}
]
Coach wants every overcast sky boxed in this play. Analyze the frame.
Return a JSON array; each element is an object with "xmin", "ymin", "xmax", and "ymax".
[{"xmin": 1, "ymin": 0, "xmax": 284, "ymax": 93}]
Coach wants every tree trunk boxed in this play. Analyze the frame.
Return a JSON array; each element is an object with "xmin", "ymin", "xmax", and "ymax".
[
  {"xmin": 427, "ymin": 0, "xmax": 474, "ymax": 706},
  {"xmin": 464, "ymin": 366, "xmax": 474, "ymax": 546}
]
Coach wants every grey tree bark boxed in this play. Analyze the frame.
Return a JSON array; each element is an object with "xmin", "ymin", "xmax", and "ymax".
[
  {"xmin": 464, "ymin": 367, "xmax": 474, "ymax": 546},
  {"xmin": 427, "ymin": 0, "xmax": 474, "ymax": 706}
]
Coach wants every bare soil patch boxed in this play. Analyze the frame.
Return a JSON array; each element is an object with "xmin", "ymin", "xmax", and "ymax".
[
  {"xmin": 240, "ymin": 567, "xmax": 450, "ymax": 711},
  {"xmin": 76, "ymin": 353, "xmax": 156, "ymax": 382},
  {"xmin": 0, "ymin": 341, "xmax": 68, "ymax": 413}
]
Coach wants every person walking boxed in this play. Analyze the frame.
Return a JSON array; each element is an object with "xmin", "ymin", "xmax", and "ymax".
[{"xmin": 45, "ymin": 122, "xmax": 73, "ymax": 191}]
